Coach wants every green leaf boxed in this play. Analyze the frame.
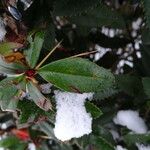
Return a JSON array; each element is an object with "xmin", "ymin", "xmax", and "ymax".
[
  {"xmin": 24, "ymin": 32, "xmax": 45, "ymax": 68},
  {"xmin": 38, "ymin": 58, "xmax": 115, "ymax": 92},
  {"xmin": 0, "ymin": 78, "xmax": 19, "ymax": 111},
  {"xmin": 18, "ymin": 100, "xmax": 52, "ymax": 124},
  {"xmin": 81, "ymin": 135, "xmax": 115, "ymax": 150},
  {"xmin": 94, "ymin": 136, "xmax": 115, "ymax": 150},
  {"xmin": 93, "ymin": 125, "xmax": 115, "ymax": 145},
  {"xmin": 142, "ymin": 77, "xmax": 150, "ymax": 98},
  {"xmin": 35, "ymin": 122, "xmax": 56, "ymax": 139},
  {"xmin": 69, "ymin": 4, "xmax": 125, "ymax": 29},
  {"xmin": 26, "ymin": 81, "xmax": 52, "ymax": 111},
  {"xmin": 0, "ymin": 136, "xmax": 27, "ymax": 150},
  {"xmin": 85, "ymin": 101, "xmax": 103, "ymax": 119},
  {"xmin": 53, "ymin": 0, "xmax": 101, "ymax": 16},
  {"xmin": 123, "ymin": 133, "xmax": 150, "ymax": 145},
  {"xmin": 78, "ymin": 126, "xmax": 115, "ymax": 149}
]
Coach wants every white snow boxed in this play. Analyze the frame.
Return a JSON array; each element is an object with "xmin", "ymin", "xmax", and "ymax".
[
  {"xmin": 1, "ymin": 124, "xmax": 7, "ymax": 130},
  {"xmin": 132, "ymin": 18, "xmax": 142, "ymax": 30},
  {"xmin": 116, "ymin": 145, "xmax": 127, "ymax": 150},
  {"xmin": 0, "ymin": 17, "xmax": 6, "ymax": 41},
  {"xmin": 28, "ymin": 143, "xmax": 36, "ymax": 150},
  {"xmin": 113, "ymin": 110, "xmax": 148, "ymax": 134},
  {"xmin": 54, "ymin": 91, "xmax": 93, "ymax": 141},
  {"xmin": 39, "ymin": 83, "xmax": 52, "ymax": 94},
  {"xmin": 110, "ymin": 129, "xmax": 120, "ymax": 140},
  {"xmin": 136, "ymin": 144, "xmax": 150, "ymax": 150}
]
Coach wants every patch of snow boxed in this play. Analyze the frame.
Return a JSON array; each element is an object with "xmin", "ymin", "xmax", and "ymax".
[
  {"xmin": 113, "ymin": 110, "xmax": 148, "ymax": 134},
  {"xmin": 110, "ymin": 129, "xmax": 120, "ymax": 140},
  {"xmin": 28, "ymin": 143, "xmax": 36, "ymax": 150},
  {"xmin": 94, "ymin": 44, "xmax": 110, "ymax": 61},
  {"xmin": 109, "ymin": 29, "xmax": 115, "ymax": 38},
  {"xmin": 54, "ymin": 91, "xmax": 93, "ymax": 141},
  {"xmin": 136, "ymin": 144, "xmax": 150, "ymax": 150},
  {"xmin": 1, "ymin": 124, "xmax": 7, "ymax": 130},
  {"xmin": 39, "ymin": 83, "xmax": 52, "ymax": 94},
  {"xmin": 132, "ymin": 18, "xmax": 142, "ymax": 30},
  {"xmin": 0, "ymin": 17, "xmax": 6, "ymax": 41},
  {"xmin": 116, "ymin": 145, "xmax": 127, "ymax": 150},
  {"xmin": 20, "ymin": 91, "xmax": 32, "ymax": 100}
]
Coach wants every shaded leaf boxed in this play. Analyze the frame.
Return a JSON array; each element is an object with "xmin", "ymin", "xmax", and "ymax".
[
  {"xmin": 123, "ymin": 133, "xmax": 150, "ymax": 145},
  {"xmin": 69, "ymin": 3, "xmax": 125, "ymax": 29},
  {"xmin": 80, "ymin": 135, "xmax": 115, "ymax": 150},
  {"xmin": 142, "ymin": 77, "xmax": 150, "ymax": 98},
  {"xmin": 94, "ymin": 136, "xmax": 115, "ymax": 150},
  {"xmin": 116, "ymin": 75, "xmax": 143, "ymax": 96},
  {"xmin": 35, "ymin": 122, "xmax": 56, "ymax": 139},
  {"xmin": 0, "ymin": 77, "xmax": 19, "ymax": 111},
  {"xmin": 94, "ymin": 87, "xmax": 119, "ymax": 101},
  {"xmin": 141, "ymin": 44, "xmax": 150, "ymax": 76},
  {"xmin": 142, "ymin": 28, "xmax": 150, "ymax": 45},
  {"xmin": 18, "ymin": 100, "xmax": 52, "ymax": 124},
  {"xmin": 93, "ymin": 125, "xmax": 115, "ymax": 145},
  {"xmin": 143, "ymin": 0, "xmax": 150, "ymax": 28},
  {"xmin": 43, "ymin": 23, "xmax": 56, "ymax": 50},
  {"xmin": 53, "ymin": 0, "xmax": 101, "ymax": 16}
]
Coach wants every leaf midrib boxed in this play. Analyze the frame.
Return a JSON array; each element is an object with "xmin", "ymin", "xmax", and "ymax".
[{"xmin": 38, "ymin": 70, "xmax": 109, "ymax": 80}]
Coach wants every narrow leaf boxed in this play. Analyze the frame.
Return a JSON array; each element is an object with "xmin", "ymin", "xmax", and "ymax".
[
  {"xmin": 26, "ymin": 81, "xmax": 52, "ymax": 111},
  {"xmin": 84, "ymin": 135, "xmax": 115, "ymax": 150},
  {"xmin": 85, "ymin": 101, "xmax": 103, "ymax": 119},
  {"xmin": 53, "ymin": 0, "xmax": 101, "ymax": 16},
  {"xmin": 0, "ymin": 78, "xmax": 19, "ymax": 111},
  {"xmin": 24, "ymin": 32, "xmax": 45, "ymax": 68},
  {"xmin": 123, "ymin": 133, "xmax": 150, "ymax": 145}
]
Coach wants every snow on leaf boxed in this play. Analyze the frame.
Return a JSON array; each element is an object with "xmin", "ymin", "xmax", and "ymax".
[
  {"xmin": 54, "ymin": 91, "xmax": 93, "ymax": 141},
  {"xmin": 113, "ymin": 110, "xmax": 148, "ymax": 134}
]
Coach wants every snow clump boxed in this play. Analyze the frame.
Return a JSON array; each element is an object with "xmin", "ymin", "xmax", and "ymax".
[
  {"xmin": 113, "ymin": 110, "xmax": 148, "ymax": 134},
  {"xmin": 54, "ymin": 91, "xmax": 93, "ymax": 141}
]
